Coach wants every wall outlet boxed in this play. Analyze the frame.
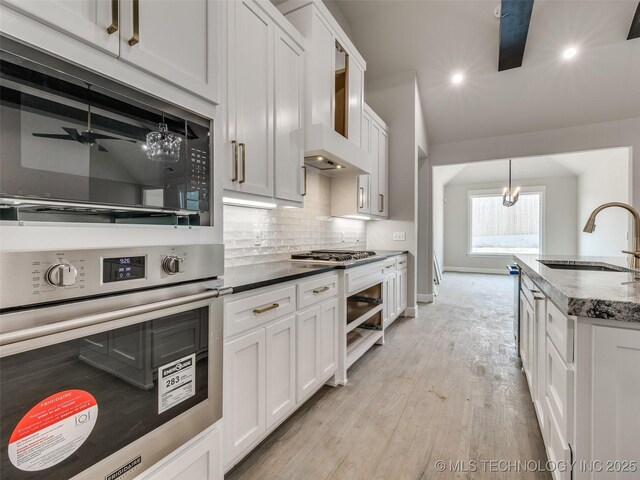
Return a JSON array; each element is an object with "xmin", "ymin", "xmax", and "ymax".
[
  {"xmin": 341, "ymin": 232, "xmax": 346, "ymax": 242},
  {"xmin": 393, "ymin": 232, "xmax": 406, "ymax": 241},
  {"xmin": 253, "ymin": 231, "xmax": 262, "ymax": 246}
]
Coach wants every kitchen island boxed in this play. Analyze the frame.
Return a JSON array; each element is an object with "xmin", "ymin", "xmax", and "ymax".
[{"xmin": 513, "ymin": 254, "xmax": 639, "ymax": 480}]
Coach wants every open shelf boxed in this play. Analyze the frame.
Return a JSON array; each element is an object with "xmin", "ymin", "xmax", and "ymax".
[
  {"xmin": 346, "ymin": 327, "xmax": 383, "ymax": 369},
  {"xmin": 346, "ymin": 304, "xmax": 383, "ymax": 334}
]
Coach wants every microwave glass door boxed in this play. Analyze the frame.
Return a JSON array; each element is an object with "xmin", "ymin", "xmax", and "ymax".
[
  {"xmin": 0, "ymin": 50, "xmax": 211, "ymax": 216},
  {"xmin": 0, "ymin": 307, "xmax": 210, "ymax": 480}
]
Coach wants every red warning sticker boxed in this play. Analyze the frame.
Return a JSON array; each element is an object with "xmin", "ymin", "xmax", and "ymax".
[{"xmin": 8, "ymin": 389, "xmax": 98, "ymax": 471}]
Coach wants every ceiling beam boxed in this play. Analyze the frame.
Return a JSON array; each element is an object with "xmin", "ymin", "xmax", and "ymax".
[
  {"xmin": 629, "ymin": 2, "xmax": 640, "ymax": 40},
  {"xmin": 498, "ymin": 0, "xmax": 535, "ymax": 71}
]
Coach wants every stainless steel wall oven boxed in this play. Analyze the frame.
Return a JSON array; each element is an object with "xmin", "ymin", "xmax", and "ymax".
[
  {"xmin": 0, "ymin": 244, "xmax": 228, "ymax": 479},
  {"xmin": 0, "ymin": 39, "xmax": 212, "ymax": 227}
]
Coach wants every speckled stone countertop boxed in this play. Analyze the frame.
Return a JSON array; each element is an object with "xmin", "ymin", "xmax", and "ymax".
[
  {"xmin": 222, "ymin": 250, "xmax": 408, "ymax": 294},
  {"xmin": 514, "ymin": 254, "xmax": 640, "ymax": 323}
]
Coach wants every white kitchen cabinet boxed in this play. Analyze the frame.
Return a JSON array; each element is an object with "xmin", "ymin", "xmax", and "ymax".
[
  {"xmin": 590, "ymin": 326, "xmax": 640, "ymax": 474},
  {"xmin": 383, "ymin": 271, "xmax": 396, "ymax": 328},
  {"xmin": 223, "ymin": 329, "xmax": 265, "ymax": 466},
  {"xmin": 226, "ymin": 0, "xmax": 273, "ymax": 197},
  {"xmin": 135, "ymin": 424, "xmax": 222, "ymax": 480},
  {"xmin": 274, "ymin": 29, "xmax": 304, "ymax": 202},
  {"xmin": 348, "ymin": 58, "xmax": 364, "ymax": 148},
  {"xmin": 319, "ymin": 298, "xmax": 338, "ymax": 378},
  {"xmin": 265, "ymin": 315, "xmax": 296, "ymax": 429},
  {"xmin": 1, "ymin": 0, "xmax": 120, "ymax": 55},
  {"xmin": 377, "ymin": 129, "xmax": 389, "ymax": 216},
  {"xmin": 118, "ymin": 0, "xmax": 217, "ymax": 100},
  {"xmin": 296, "ymin": 305, "xmax": 321, "ymax": 402},
  {"xmin": 520, "ymin": 291, "xmax": 531, "ymax": 377},
  {"xmin": 225, "ymin": 0, "xmax": 305, "ymax": 205},
  {"xmin": 396, "ymin": 266, "xmax": 408, "ymax": 317}
]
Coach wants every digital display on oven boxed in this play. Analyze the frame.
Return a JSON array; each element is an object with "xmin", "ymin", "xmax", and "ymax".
[{"xmin": 103, "ymin": 256, "xmax": 145, "ymax": 283}]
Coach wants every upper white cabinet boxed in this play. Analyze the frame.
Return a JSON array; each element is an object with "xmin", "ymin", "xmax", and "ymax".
[
  {"xmin": 1, "ymin": 0, "xmax": 119, "ymax": 55},
  {"xmin": 2, "ymin": 0, "xmax": 218, "ymax": 101},
  {"xmin": 118, "ymin": 0, "xmax": 218, "ymax": 100},
  {"xmin": 331, "ymin": 103, "xmax": 389, "ymax": 219},
  {"xmin": 279, "ymin": 0, "xmax": 369, "ymax": 174},
  {"xmin": 225, "ymin": 0, "xmax": 305, "ymax": 205}
]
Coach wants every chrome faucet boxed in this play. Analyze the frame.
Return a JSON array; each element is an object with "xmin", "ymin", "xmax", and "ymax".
[{"xmin": 583, "ymin": 202, "xmax": 640, "ymax": 272}]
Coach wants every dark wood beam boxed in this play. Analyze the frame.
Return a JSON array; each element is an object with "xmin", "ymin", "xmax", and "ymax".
[
  {"xmin": 499, "ymin": 0, "xmax": 535, "ymax": 71},
  {"xmin": 629, "ymin": 2, "xmax": 640, "ymax": 40}
]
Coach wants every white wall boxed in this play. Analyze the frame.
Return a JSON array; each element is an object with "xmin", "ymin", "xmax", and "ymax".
[
  {"xmin": 365, "ymin": 71, "xmax": 424, "ymax": 312},
  {"xmin": 577, "ymin": 150, "xmax": 631, "ymax": 256},
  {"xmin": 443, "ymin": 176, "xmax": 578, "ymax": 272}
]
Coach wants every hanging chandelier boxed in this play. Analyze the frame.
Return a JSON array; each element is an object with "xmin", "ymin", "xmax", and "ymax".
[
  {"xmin": 502, "ymin": 159, "xmax": 520, "ymax": 207},
  {"xmin": 145, "ymin": 112, "xmax": 182, "ymax": 163}
]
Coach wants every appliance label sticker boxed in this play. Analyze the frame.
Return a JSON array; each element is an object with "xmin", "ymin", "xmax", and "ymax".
[
  {"xmin": 8, "ymin": 389, "xmax": 98, "ymax": 471},
  {"xmin": 158, "ymin": 353, "xmax": 196, "ymax": 414}
]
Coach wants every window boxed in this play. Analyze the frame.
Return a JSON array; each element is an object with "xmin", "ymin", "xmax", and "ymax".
[{"xmin": 469, "ymin": 189, "xmax": 543, "ymax": 255}]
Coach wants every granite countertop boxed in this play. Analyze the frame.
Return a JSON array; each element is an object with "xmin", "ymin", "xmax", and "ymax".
[
  {"xmin": 514, "ymin": 254, "xmax": 640, "ymax": 323},
  {"xmin": 221, "ymin": 250, "xmax": 408, "ymax": 294}
]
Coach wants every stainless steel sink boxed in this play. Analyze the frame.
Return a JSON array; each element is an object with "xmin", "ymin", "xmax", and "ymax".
[{"xmin": 537, "ymin": 260, "xmax": 629, "ymax": 272}]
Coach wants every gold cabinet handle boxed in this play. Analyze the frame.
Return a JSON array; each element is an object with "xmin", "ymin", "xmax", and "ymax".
[
  {"xmin": 534, "ymin": 297, "xmax": 545, "ymax": 301},
  {"xmin": 359, "ymin": 187, "xmax": 365, "ymax": 208},
  {"xmin": 253, "ymin": 303, "xmax": 279, "ymax": 315},
  {"xmin": 231, "ymin": 140, "xmax": 238, "ymax": 182},
  {"xmin": 378, "ymin": 193, "xmax": 384, "ymax": 212},
  {"xmin": 385, "ymin": 264, "xmax": 394, "ymax": 269},
  {"xmin": 128, "ymin": 0, "xmax": 140, "ymax": 46},
  {"xmin": 239, "ymin": 143, "xmax": 246, "ymax": 184},
  {"xmin": 312, "ymin": 286, "xmax": 330, "ymax": 294},
  {"xmin": 107, "ymin": 0, "xmax": 119, "ymax": 34},
  {"xmin": 302, "ymin": 165, "xmax": 307, "ymax": 196},
  {"xmin": 398, "ymin": 261, "xmax": 407, "ymax": 266}
]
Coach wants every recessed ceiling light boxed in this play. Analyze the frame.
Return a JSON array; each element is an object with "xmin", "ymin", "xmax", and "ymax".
[
  {"xmin": 451, "ymin": 73, "xmax": 464, "ymax": 85},
  {"xmin": 563, "ymin": 47, "xmax": 578, "ymax": 60},
  {"xmin": 336, "ymin": 165, "xmax": 343, "ymax": 169},
  {"xmin": 317, "ymin": 156, "xmax": 324, "ymax": 161}
]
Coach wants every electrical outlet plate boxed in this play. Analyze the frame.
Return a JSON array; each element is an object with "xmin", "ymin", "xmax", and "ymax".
[
  {"xmin": 393, "ymin": 232, "xmax": 406, "ymax": 241},
  {"xmin": 253, "ymin": 232, "xmax": 262, "ymax": 246}
]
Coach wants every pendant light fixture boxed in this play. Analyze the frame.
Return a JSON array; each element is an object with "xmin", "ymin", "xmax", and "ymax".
[
  {"xmin": 502, "ymin": 159, "xmax": 520, "ymax": 207},
  {"xmin": 145, "ymin": 112, "xmax": 182, "ymax": 163}
]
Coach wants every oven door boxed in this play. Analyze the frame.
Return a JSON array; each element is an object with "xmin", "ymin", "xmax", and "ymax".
[{"xmin": 0, "ymin": 285, "xmax": 223, "ymax": 480}]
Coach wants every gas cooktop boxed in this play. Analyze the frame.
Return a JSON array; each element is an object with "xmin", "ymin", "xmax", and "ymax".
[{"xmin": 291, "ymin": 250, "xmax": 378, "ymax": 263}]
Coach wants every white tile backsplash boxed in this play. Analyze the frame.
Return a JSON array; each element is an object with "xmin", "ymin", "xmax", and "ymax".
[{"xmin": 224, "ymin": 171, "xmax": 366, "ymax": 266}]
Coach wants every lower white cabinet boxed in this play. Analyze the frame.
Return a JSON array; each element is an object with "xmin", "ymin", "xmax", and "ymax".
[
  {"xmin": 223, "ymin": 329, "xmax": 266, "ymax": 466},
  {"xmin": 320, "ymin": 299, "xmax": 339, "ymax": 377},
  {"xmin": 135, "ymin": 424, "xmax": 222, "ymax": 480},
  {"xmin": 265, "ymin": 316, "xmax": 296, "ymax": 429},
  {"xmin": 383, "ymin": 272, "xmax": 396, "ymax": 327},
  {"xmin": 296, "ymin": 305, "xmax": 321, "ymax": 402},
  {"xmin": 590, "ymin": 326, "xmax": 640, "ymax": 475},
  {"xmin": 396, "ymin": 267, "xmax": 408, "ymax": 316}
]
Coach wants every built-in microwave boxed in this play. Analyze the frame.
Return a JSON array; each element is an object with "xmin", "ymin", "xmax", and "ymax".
[{"xmin": 0, "ymin": 39, "xmax": 212, "ymax": 227}]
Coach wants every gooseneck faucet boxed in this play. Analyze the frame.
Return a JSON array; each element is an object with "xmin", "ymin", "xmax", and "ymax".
[{"xmin": 583, "ymin": 202, "xmax": 640, "ymax": 272}]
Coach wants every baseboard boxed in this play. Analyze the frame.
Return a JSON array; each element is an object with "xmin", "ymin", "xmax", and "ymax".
[
  {"xmin": 405, "ymin": 305, "xmax": 419, "ymax": 317},
  {"xmin": 443, "ymin": 266, "xmax": 509, "ymax": 275},
  {"xmin": 417, "ymin": 293, "xmax": 433, "ymax": 303}
]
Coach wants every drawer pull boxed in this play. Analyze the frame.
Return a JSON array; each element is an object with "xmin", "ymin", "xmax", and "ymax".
[
  {"xmin": 385, "ymin": 265, "xmax": 395, "ymax": 269},
  {"xmin": 531, "ymin": 289, "xmax": 541, "ymax": 294},
  {"xmin": 534, "ymin": 297, "xmax": 545, "ymax": 301},
  {"xmin": 398, "ymin": 261, "xmax": 407, "ymax": 266},
  {"xmin": 312, "ymin": 286, "xmax": 330, "ymax": 294},
  {"xmin": 253, "ymin": 303, "xmax": 279, "ymax": 315}
]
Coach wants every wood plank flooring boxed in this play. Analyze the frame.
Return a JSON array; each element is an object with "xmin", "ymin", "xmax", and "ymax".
[{"xmin": 226, "ymin": 273, "xmax": 550, "ymax": 479}]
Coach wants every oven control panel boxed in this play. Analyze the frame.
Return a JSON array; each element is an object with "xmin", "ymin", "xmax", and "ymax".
[{"xmin": 0, "ymin": 244, "xmax": 224, "ymax": 310}]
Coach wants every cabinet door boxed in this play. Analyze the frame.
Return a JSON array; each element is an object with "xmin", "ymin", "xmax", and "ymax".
[
  {"xmin": 534, "ymin": 298, "xmax": 547, "ymax": 432},
  {"xmin": 369, "ymin": 121, "xmax": 381, "ymax": 214},
  {"xmin": 310, "ymin": 10, "xmax": 334, "ymax": 127},
  {"xmin": 377, "ymin": 129, "xmax": 389, "ymax": 217},
  {"xmin": 119, "ymin": 0, "xmax": 217, "ymax": 100},
  {"xmin": 384, "ymin": 273, "xmax": 396, "ymax": 326},
  {"xmin": 357, "ymin": 175, "xmax": 370, "ymax": 214},
  {"xmin": 296, "ymin": 306, "xmax": 321, "ymax": 402},
  {"xmin": 265, "ymin": 316, "xmax": 296, "ymax": 430},
  {"xmin": 319, "ymin": 299, "xmax": 338, "ymax": 378},
  {"xmin": 223, "ymin": 329, "xmax": 266, "ymax": 465},
  {"xmin": 519, "ymin": 292, "xmax": 529, "ymax": 371},
  {"xmin": 2, "ymin": 0, "xmax": 119, "ymax": 55},
  {"xmin": 347, "ymin": 59, "xmax": 363, "ymax": 148},
  {"xmin": 396, "ymin": 269, "xmax": 408, "ymax": 316},
  {"xmin": 274, "ymin": 29, "xmax": 304, "ymax": 203},
  {"xmin": 227, "ymin": 0, "xmax": 273, "ymax": 196},
  {"xmin": 591, "ymin": 326, "xmax": 640, "ymax": 468}
]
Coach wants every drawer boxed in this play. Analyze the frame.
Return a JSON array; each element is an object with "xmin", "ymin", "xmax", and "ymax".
[
  {"xmin": 225, "ymin": 285, "xmax": 296, "ymax": 338},
  {"xmin": 297, "ymin": 274, "xmax": 338, "ymax": 310},
  {"xmin": 546, "ymin": 337, "xmax": 574, "ymax": 444},
  {"xmin": 382, "ymin": 257, "xmax": 396, "ymax": 272},
  {"xmin": 345, "ymin": 261, "xmax": 384, "ymax": 294},
  {"xmin": 544, "ymin": 397, "xmax": 572, "ymax": 480},
  {"xmin": 396, "ymin": 255, "xmax": 408, "ymax": 270},
  {"xmin": 546, "ymin": 300, "xmax": 574, "ymax": 363}
]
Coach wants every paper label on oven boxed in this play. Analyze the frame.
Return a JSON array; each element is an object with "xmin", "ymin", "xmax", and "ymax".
[
  {"xmin": 8, "ymin": 389, "xmax": 98, "ymax": 471},
  {"xmin": 158, "ymin": 354, "xmax": 196, "ymax": 414}
]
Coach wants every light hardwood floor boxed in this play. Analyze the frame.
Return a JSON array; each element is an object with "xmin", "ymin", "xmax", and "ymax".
[{"xmin": 226, "ymin": 273, "xmax": 550, "ymax": 479}]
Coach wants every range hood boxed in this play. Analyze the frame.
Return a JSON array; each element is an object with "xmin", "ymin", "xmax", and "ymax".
[{"xmin": 303, "ymin": 123, "xmax": 371, "ymax": 177}]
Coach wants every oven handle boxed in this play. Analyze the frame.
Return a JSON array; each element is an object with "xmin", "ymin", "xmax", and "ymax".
[{"xmin": 0, "ymin": 287, "xmax": 232, "ymax": 346}]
